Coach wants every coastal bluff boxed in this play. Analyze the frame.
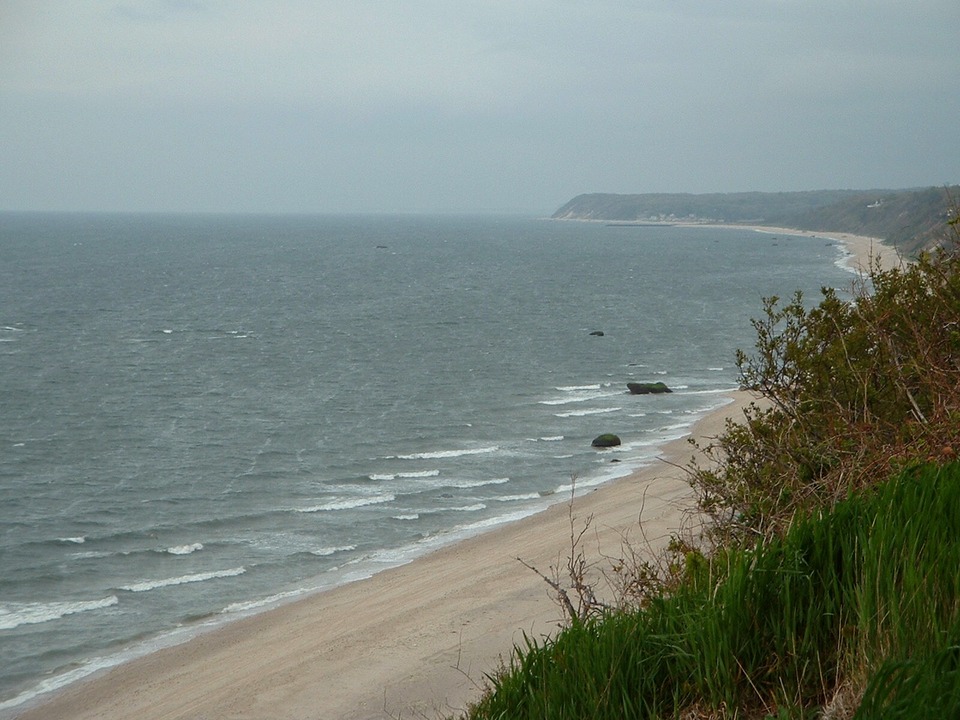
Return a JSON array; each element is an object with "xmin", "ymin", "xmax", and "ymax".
[{"xmin": 552, "ymin": 187, "xmax": 958, "ymax": 256}]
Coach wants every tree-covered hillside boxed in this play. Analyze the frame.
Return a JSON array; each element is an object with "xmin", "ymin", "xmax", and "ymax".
[{"xmin": 552, "ymin": 189, "xmax": 868, "ymax": 224}]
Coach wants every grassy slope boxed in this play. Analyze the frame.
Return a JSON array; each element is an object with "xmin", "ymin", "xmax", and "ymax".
[{"xmin": 466, "ymin": 464, "xmax": 960, "ymax": 719}]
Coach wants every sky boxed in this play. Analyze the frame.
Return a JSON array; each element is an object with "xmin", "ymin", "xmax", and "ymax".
[{"xmin": 1, "ymin": 1, "xmax": 958, "ymax": 215}]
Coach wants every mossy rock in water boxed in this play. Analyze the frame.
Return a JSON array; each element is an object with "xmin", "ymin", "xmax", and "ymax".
[
  {"xmin": 627, "ymin": 382, "xmax": 672, "ymax": 394},
  {"xmin": 591, "ymin": 433, "xmax": 621, "ymax": 448}
]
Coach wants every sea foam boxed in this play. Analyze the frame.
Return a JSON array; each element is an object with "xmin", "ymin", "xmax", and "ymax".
[
  {"xmin": 539, "ymin": 386, "xmax": 620, "ymax": 405},
  {"xmin": 310, "ymin": 544, "xmax": 357, "ymax": 557},
  {"xmin": 295, "ymin": 494, "xmax": 395, "ymax": 513},
  {"xmin": 400, "ymin": 476, "xmax": 510, "ymax": 491},
  {"xmin": 120, "ymin": 567, "xmax": 246, "ymax": 593},
  {"xmin": 554, "ymin": 407, "xmax": 620, "ymax": 418},
  {"xmin": 368, "ymin": 469, "xmax": 440, "ymax": 481},
  {"xmin": 397, "ymin": 446, "xmax": 499, "ymax": 460},
  {"xmin": 0, "ymin": 596, "xmax": 119, "ymax": 630},
  {"xmin": 165, "ymin": 543, "xmax": 203, "ymax": 555}
]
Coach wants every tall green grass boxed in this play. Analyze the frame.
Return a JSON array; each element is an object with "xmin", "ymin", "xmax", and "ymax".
[{"xmin": 464, "ymin": 463, "xmax": 960, "ymax": 719}]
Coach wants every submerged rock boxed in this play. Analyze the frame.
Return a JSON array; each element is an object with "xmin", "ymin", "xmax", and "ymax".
[
  {"xmin": 627, "ymin": 382, "xmax": 672, "ymax": 395},
  {"xmin": 591, "ymin": 433, "xmax": 621, "ymax": 448}
]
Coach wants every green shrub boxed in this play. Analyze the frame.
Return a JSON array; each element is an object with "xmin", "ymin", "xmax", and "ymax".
[{"xmin": 692, "ymin": 241, "xmax": 960, "ymax": 542}]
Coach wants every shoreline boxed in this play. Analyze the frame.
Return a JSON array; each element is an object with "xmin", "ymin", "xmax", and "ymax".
[
  {"xmin": 732, "ymin": 225, "xmax": 902, "ymax": 273},
  {"xmin": 678, "ymin": 222, "xmax": 904, "ymax": 274},
  {"xmin": 556, "ymin": 216, "xmax": 904, "ymax": 274},
  {"xmin": 14, "ymin": 391, "xmax": 758, "ymax": 720}
]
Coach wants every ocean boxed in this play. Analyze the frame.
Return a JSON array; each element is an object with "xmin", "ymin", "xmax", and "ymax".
[{"xmin": 0, "ymin": 213, "xmax": 855, "ymax": 713}]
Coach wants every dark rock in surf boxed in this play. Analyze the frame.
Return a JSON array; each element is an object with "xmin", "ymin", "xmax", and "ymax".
[
  {"xmin": 591, "ymin": 433, "xmax": 621, "ymax": 448},
  {"xmin": 627, "ymin": 382, "xmax": 672, "ymax": 395}
]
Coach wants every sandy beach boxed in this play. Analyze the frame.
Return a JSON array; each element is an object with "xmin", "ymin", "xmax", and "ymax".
[
  {"xmin": 720, "ymin": 225, "xmax": 905, "ymax": 273},
  {"xmin": 16, "ymin": 389, "xmax": 760, "ymax": 720},
  {"xmin": 15, "ymin": 228, "xmax": 900, "ymax": 720}
]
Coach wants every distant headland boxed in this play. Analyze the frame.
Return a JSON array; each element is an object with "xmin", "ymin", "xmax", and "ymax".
[{"xmin": 552, "ymin": 186, "xmax": 958, "ymax": 256}]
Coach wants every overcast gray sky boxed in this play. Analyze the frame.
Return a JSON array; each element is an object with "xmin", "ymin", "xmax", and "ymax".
[{"xmin": 1, "ymin": 1, "xmax": 957, "ymax": 214}]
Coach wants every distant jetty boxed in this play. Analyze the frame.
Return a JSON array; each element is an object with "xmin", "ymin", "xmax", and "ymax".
[{"xmin": 605, "ymin": 222, "xmax": 675, "ymax": 227}]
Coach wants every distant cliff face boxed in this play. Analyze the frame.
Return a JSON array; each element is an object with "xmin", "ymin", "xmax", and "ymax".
[{"xmin": 552, "ymin": 187, "xmax": 957, "ymax": 256}]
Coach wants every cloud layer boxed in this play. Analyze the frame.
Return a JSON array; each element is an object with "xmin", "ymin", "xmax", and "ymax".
[{"xmin": 2, "ymin": 1, "xmax": 957, "ymax": 213}]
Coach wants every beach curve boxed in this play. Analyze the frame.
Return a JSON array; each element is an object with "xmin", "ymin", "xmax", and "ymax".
[{"xmin": 688, "ymin": 223, "xmax": 904, "ymax": 274}]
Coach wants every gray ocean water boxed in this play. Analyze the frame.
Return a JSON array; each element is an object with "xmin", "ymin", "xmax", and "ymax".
[{"xmin": 0, "ymin": 213, "xmax": 854, "ymax": 712}]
